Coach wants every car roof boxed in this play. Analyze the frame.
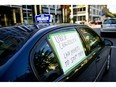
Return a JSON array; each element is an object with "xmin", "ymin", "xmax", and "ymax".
[
  {"xmin": 0, "ymin": 23, "xmax": 88, "ymax": 66},
  {"xmin": 1, "ymin": 23, "xmax": 86, "ymax": 39},
  {"xmin": 0, "ymin": 23, "xmax": 87, "ymax": 46},
  {"xmin": 104, "ymin": 18, "xmax": 116, "ymax": 20},
  {"xmin": 0, "ymin": 23, "xmax": 87, "ymax": 45},
  {"xmin": 0, "ymin": 23, "xmax": 53, "ymax": 65}
]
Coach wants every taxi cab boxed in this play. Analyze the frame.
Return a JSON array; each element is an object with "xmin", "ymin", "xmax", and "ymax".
[{"xmin": 0, "ymin": 23, "xmax": 113, "ymax": 82}]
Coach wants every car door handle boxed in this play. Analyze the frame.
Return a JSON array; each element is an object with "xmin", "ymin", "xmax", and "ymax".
[{"xmin": 96, "ymin": 56, "xmax": 100, "ymax": 62}]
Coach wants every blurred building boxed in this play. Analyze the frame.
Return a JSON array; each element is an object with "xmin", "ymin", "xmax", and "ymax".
[
  {"xmin": 0, "ymin": 5, "xmax": 62, "ymax": 27},
  {"xmin": 22, "ymin": 5, "xmax": 62, "ymax": 24},
  {"xmin": 0, "ymin": 5, "xmax": 23, "ymax": 27},
  {"xmin": 70, "ymin": 5, "xmax": 106, "ymax": 24},
  {"xmin": 61, "ymin": 5, "xmax": 71, "ymax": 23},
  {"xmin": 38, "ymin": 5, "xmax": 62, "ymax": 23},
  {"xmin": 22, "ymin": 5, "xmax": 33, "ymax": 24}
]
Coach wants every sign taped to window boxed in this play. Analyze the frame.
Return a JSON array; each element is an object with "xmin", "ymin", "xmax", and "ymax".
[{"xmin": 49, "ymin": 31, "xmax": 86, "ymax": 74}]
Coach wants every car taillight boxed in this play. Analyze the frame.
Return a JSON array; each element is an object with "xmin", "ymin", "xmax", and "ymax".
[{"xmin": 96, "ymin": 22, "xmax": 98, "ymax": 24}]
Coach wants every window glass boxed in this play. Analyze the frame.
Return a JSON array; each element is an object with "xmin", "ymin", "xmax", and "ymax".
[
  {"xmin": 83, "ymin": 7, "xmax": 86, "ymax": 11},
  {"xmin": 103, "ymin": 19, "xmax": 110, "ymax": 24},
  {"xmin": 73, "ymin": 5, "xmax": 77, "ymax": 7},
  {"xmin": 104, "ymin": 19, "xmax": 116, "ymax": 24},
  {"xmin": 73, "ymin": 8, "xmax": 78, "ymax": 15},
  {"xmin": 78, "ymin": 7, "xmax": 86, "ymax": 12},
  {"xmin": 78, "ymin": 16, "xmax": 85, "ymax": 21},
  {"xmin": 0, "ymin": 27, "xmax": 31, "ymax": 65},
  {"xmin": 80, "ymin": 28, "xmax": 102, "ymax": 52},
  {"xmin": 33, "ymin": 40, "xmax": 62, "ymax": 81}
]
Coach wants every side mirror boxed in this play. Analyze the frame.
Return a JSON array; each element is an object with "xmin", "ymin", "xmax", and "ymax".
[{"xmin": 104, "ymin": 39, "xmax": 113, "ymax": 46}]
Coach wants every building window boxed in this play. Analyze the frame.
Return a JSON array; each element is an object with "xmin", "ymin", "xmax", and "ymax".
[
  {"xmin": 90, "ymin": 8, "xmax": 92, "ymax": 14},
  {"xmin": 42, "ymin": 5, "xmax": 47, "ymax": 7},
  {"xmin": 73, "ymin": 5, "xmax": 77, "ymax": 7},
  {"xmin": 27, "ymin": 6, "xmax": 32, "ymax": 9},
  {"xmin": 83, "ymin": 7, "xmax": 85, "ymax": 11},
  {"xmin": 49, "ymin": 5, "xmax": 54, "ymax": 8},
  {"xmin": 78, "ymin": 7, "xmax": 86, "ymax": 12},
  {"xmin": 73, "ymin": 16, "xmax": 77, "ymax": 22},
  {"xmin": 93, "ymin": 9, "xmax": 95, "ymax": 14},
  {"xmin": 78, "ymin": 16, "xmax": 85, "ymax": 21},
  {"xmin": 97, "ymin": 10, "xmax": 99, "ymax": 15},
  {"xmin": 73, "ymin": 8, "xmax": 78, "ymax": 15}
]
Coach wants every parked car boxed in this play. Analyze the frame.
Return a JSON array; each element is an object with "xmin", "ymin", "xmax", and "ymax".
[
  {"xmin": 95, "ymin": 21, "xmax": 102, "ymax": 25},
  {"xmin": 0, "ymin": 23, "xmax": 113, "ymax": 82},
  {"xmin": 90, "ymin": 21, "xmax": 95, "ymax": 24},
  {"xmin": 90, "ymin": 21, "xmax": 102, "ymax": 25},
  {"xmin": 101, "ymin": 18, "xmax": 116, "ymax": 37}
]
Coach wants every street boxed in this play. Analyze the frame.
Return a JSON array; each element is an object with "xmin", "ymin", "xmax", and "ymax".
[{"xmin": 93, "ymin": 28, "xmax": 116, "ymax": 82}]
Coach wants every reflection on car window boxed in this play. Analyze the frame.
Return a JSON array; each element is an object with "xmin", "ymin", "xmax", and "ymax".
[
  {"xmin": 33, "ymin": 40, "xmax": 62, "ymax": 81},
  {"xmin": 104, "ymin": 19, "xmax": 116, "ymax": 24},
  {"xmin": 0, "ymin": 27, "xmax": 31, "ymax": 65},
  {"xmin": 80, "ymin": 28, "xmax": 101, "ymax": 52}
]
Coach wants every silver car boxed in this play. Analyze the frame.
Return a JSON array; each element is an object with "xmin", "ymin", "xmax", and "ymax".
[{"xmin": 101, "ymin": 18, "xmax": 116, "ymax": 37}]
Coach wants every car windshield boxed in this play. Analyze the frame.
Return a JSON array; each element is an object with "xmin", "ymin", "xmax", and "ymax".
[{"xmin": 103, "ymin": 19, "xmax": 116, "ymax": 24}]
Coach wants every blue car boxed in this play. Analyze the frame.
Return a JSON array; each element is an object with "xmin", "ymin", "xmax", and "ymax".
[{"xmin": 0, "ymin": 23, "xmax": 113, "ymax": 82}]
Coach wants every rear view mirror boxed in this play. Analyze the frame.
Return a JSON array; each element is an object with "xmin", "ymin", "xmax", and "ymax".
[{"xmin": 104, "ymin": 39, "xmax": 113, "ymax": 46}]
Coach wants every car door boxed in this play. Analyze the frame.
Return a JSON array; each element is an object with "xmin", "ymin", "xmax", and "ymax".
[
  {"xmin": 71, "ymin": 26, "xmax": 99, "ymax": 81},
  {"xmin": 78, "ymin": 26, "xmax": 110, "ymax": 81},
  {"xmin": 48, "ymin": 27, "xmax": 89, "ymax": 81},
  {"xmin": 30, "ymin": 27, "xmax": 81, "ymax": 81},
  {"xmin": 30, "ymin": 26, "xmax": 97, "ymax": 81}
]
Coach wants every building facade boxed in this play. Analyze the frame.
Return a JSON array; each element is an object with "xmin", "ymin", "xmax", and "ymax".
[
  {"xmin": 70, "ymin": 5, "xmax": 105, "ymax": 24},
  {"xmin": 22, "ymin": 5, "xmax": 62, "ymax": 24},
  {"xmin": 0, "ymin": 5, "xmax": 23, "ymax": 27},
  {"xmin": 40, "ymin": 5, "xmax": 62, "ymax": 23},
  {"xmin": 0, "ymin": 5, "xmax": 62, "ymax": 27},
  {"xmin": 22, "ymin": 5, "xmax": 34, "ymax": 24},
  {"xmin": 89, "ymin": 5, "xmax": 103, "ymax": 22}
]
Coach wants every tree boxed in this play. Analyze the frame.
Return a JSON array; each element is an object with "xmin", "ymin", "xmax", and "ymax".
[{"xmin": 61, "ymin": 5, "xmax": 71, "ymax": 23}]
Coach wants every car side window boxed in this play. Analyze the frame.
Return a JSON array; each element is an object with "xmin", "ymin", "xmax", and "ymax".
[
  {"xmin": 33, "ymin": 40, "xmax": 62, "ymax": 81},
  {"xmin": 103, "ymin": 19, "xmax": 110, "ymax": 24},
  {"xmin": 80, "ymin": 28, "xmax": 102, "ymax": 52},
  {"xmin": 48, "ymin": 28, "xmax": 87, "ymax": 75}
]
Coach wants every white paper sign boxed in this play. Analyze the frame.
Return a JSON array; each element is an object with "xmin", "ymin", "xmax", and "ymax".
[{"xmin": 49, "ymin": 31, "xmax": 86, "ymax": 74}]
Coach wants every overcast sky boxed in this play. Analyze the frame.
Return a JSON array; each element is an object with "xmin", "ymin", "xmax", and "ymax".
[{"xmin": 107, "ymin": 5, "xmax": 116, "ymax": 13}]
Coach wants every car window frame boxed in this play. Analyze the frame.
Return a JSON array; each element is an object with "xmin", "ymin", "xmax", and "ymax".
[
  {"xmin": 29, "ymin": 34, "xmax": 64, "ymax": 81},
  {"xmin": 76, "ymin": 26, "xmax": 104, "ymax": 54},
  {"xmin": 47, "ymin": 27, "xmax": 88, "ymax": 75}
]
